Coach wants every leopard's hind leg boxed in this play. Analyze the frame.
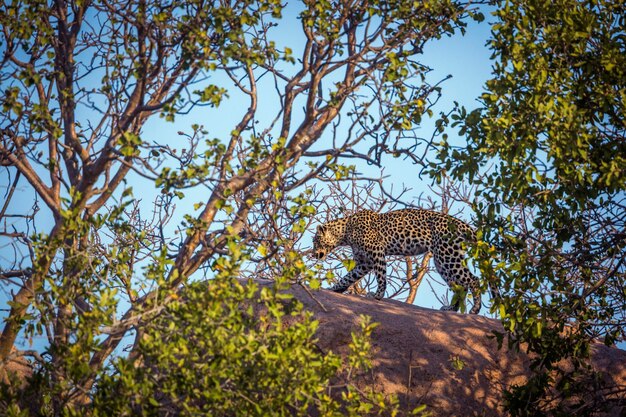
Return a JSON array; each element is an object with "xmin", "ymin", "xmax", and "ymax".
[{"xmin": 432, "ymin": 239, "xmax": 481, "ymax": 314}]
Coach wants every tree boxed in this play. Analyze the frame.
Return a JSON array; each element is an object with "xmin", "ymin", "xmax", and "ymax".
[
  {"xmin": 437, "ymin": 0, "xmax": 626, "ymax": 414},
  {"xmin": 0, "ymin": 0, "xmax": 481, "ymax": 414}
]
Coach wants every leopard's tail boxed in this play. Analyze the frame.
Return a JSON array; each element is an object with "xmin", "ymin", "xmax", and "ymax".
[
  {"xmin": 471, "ymin": 277, "xmax": 500, "ymax": 315},
  {"xmin": 469, "ymin": 287, "xmax": 482, "ymax": 314}
]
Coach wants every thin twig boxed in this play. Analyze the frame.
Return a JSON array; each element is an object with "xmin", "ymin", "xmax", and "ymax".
[
  {"xmin": 0, "ymin": 170, "xmax": 21, "ymax": 220},
  {"xmin": 298, "ymin": 281, "xmax": 328, "ymax": 313}
]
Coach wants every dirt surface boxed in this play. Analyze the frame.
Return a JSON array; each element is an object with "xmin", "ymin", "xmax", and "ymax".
[
  {"xmin": 264, "ymin": 280, "xmax": 626, "ymax": 417},
  {"xmin": 3, "ymin": 280, "xmax": 625, "ymax": 416},
  {"xmin": 0, "ymin": 347, "xmax": 32, "ymax": 387}
]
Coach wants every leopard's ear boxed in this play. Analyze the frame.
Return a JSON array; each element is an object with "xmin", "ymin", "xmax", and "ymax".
[{"xmin": 316, "ymin": 224, "xmax": 326, "ymax": 233}]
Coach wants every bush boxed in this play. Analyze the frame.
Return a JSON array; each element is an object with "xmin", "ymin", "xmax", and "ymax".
[{"xmin": 88, "ymin": 278, "xmax": 401, "ymax": 417}]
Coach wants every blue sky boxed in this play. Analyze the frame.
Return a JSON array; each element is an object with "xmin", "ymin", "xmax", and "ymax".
[
  {"xmin": 0, "ymin": 4, "xmax": 497, "ymax": 352},
  {"xmin": 133, "ymin": 6, "xmax": 496, "ymax": 310}
]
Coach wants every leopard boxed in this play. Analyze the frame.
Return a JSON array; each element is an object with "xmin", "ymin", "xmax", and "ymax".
[{"xmin": 312, "ymin": 208, "xmax": 484, "ymax": 314}]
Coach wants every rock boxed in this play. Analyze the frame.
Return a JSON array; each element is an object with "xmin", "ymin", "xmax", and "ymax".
[{"xmin": 266, "ymin": 280, "xmax": 626, "ymax": 417}]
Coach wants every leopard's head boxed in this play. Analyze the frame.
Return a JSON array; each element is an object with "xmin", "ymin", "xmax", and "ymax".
[{"xmin": 312, "ymin": 224, "xmax": 339, "ymax": 260}]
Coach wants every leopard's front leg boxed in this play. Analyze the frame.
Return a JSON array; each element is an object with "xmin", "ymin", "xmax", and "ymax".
[{"xmin": 329, "ymin": 262, "xmax": 373, "ymax": 294}]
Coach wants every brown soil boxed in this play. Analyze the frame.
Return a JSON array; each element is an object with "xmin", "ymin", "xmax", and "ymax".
[
  {"xmin": 271, "ymin": 279, "xmax": 626, "ymax": 417},
  {"xmin": 3, "ymin": 279, "xmax": 625, "ymax": 416}
]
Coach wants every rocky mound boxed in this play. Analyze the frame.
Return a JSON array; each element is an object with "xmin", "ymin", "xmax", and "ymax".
[
  {"xmin": 274, "ymin": 280, "xmax": 626, "ymax": 416},
  {"xmin": 3, "ymin": 279, "xmax": 625, "ymax": 416}
]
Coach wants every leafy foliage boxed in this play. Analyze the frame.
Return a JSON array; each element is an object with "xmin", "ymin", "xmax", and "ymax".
[
  {"xmin": 436, "ymin": 0, "xmax": 626, "ymax": 414},
  {"xmin": 90, "ymin": 278, "xmax": 399, "ymax": 417},
  {"xmin": 1, "ymin": 0, "xmax": 473, "ymax": 415}
]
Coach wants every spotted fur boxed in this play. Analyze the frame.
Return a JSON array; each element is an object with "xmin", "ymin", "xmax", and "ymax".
[{"xmin": 313, "ymin": 208, "xmax": 482, "ymax": 314}]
